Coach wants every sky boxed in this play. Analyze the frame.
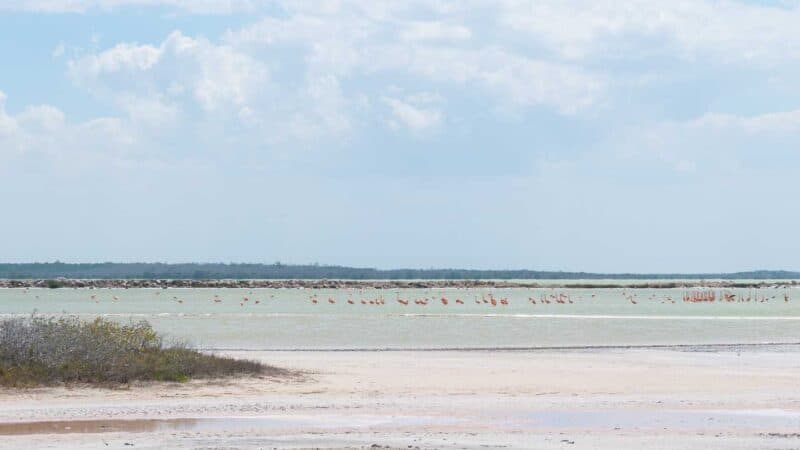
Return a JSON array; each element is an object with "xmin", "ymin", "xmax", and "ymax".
[{"xmin": 1, "ymin": 0, "xmax": 799, "ymax": 273}]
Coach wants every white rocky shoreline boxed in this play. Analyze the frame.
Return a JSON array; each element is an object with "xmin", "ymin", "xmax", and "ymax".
[{"xmin": 0, "ymin": 278, "xmax": 797, "ymax": 289}]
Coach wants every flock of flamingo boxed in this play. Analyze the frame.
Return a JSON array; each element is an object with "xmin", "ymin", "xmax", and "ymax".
[
  {"xmin": 298, "ymin": 289, "xmax": 793, "ymax": 307},
  {"xmin": 683, "ymin": 289, "xmax": 790, "ymax": 303},
  {"xmin": 19, "ymin": 286, "xmax": 794, "ymax": 306},
  {"xmin": 308, "ymin": 292, "xmax": 516, "ymax": 306}
]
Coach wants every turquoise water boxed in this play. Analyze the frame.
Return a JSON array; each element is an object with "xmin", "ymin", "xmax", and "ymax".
[{"xmin": 0, "ymin": 285, "xmax": 798, "ymax": 349}]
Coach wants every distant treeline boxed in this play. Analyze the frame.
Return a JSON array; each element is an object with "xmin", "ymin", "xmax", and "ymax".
[{"xmin": 0, "ymin": 263, "xmax": 797, "ymax": 280}]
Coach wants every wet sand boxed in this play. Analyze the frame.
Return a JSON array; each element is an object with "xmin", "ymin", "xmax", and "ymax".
[{"xmin": 2, "ymin": 348, "xmax": 800, "ymax": 448}]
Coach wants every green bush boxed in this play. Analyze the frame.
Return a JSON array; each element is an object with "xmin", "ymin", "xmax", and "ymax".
[
  {"xmin": 0, "ymin": 316, "xmax": 284, "ymax": 387},
  {"xmin": 45, "ymin": 279, "xmax": 65, "ymax": 289}
]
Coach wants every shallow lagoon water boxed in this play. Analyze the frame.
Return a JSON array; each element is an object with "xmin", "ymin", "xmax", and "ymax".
[
  {"xmin": 4, "ymin": 409, "xmax": 799, "ymax": 436},
  {"xmin": 1, "ymin": 285, "xmax": 798, "ymax": 350}
]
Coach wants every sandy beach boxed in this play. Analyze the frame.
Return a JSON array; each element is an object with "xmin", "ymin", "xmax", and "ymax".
[{"xmin": 3, "ymin": 347, "xmax": 800, "ymax": 449}]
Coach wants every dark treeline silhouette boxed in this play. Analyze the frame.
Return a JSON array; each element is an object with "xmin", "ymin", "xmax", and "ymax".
[{"xmin": 0, "ymin": 262, "xmax": 797, "ymax": 280}]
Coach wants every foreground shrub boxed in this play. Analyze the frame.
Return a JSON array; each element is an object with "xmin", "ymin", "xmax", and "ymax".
[
  {"xmin": 45, "ymin": 279, "xmax": 65, "ymax": 289},
  {"xmin": 0, "ymin": 316, "xmax": 284, "ymax": 387}
]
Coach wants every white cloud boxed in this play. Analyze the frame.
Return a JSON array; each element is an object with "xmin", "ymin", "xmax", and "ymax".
[
  {"xmin": 498, "ymin": 0, "xmax": 800, "ymax": 66},
  {"xmin": 17, "ymin": 105, "xmax": 66, "ymax": 131},
  {"xmin": 400, "ymin": 21, "xmax": 472, "ymax": 42},
  {"xmin": 227, "ymin": 12, "xmax": 602, "ymax": 115},
  {"xmin": 270, "ymin": 75, "xmax": 353, "ymax": 143},
  {"xmin": 0, "ymin": 92, "xmax": 18, "ymax": 137},
  {"xmin": 383, "ymin": 96, "xmax": 442, "ymax": 132},
  {"xmin": 376, "ymin": 46, "xmax": 602, "ymax": 114},
  {"xmin": 0, "ymin": 0, "xmax": 258, "ymax": 14},
  {"xmin": 692, "ymin": 110, "xmax": 800, "ymax": 134},
  {"xmin": 71, "ymin": 42, "xmax": 160, "ymax": 75},
  {"xmin": 12, "ymin": 0, "xmax": 800, "ymax": 69},
  {"xmin": 52, "ymin": 42, "xmax": 66, "ymax": 58},
  {"xmin": 0, "ymin": 91, "xmax": 136, "ymax": 171},
  {"xmin": 21, "ymin": 0, "xmax": 800, "ymax": 169},
  {"xmin": 68, "ymin": 29, "xmax": 361, "ymax": 144},
  {"xmin": 69, "ymin": 31, "xmax": 268, "ymax": 118},
  {"xmin": 55, "ymin": 4, "xmax": 605, "ymax": 154},
  {"xmin": 115, "ymin": 95, "xmax": 180, "ymax": 127},
  {"xmin": 612, "ymin": 106, "xmax": 800, "ymax": 177},
  {"xmin": 674, "ymin": 159, "xmax": 696, "ymax": 173},
  {"xmin": 78, "ymin": 117, "xmax": 133, "ymax": 146}
]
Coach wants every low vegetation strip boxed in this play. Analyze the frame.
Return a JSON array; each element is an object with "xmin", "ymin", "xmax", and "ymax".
[
  {"xmin": 0, "ymin": 317, "xmax": 284, "ymax": 387},
  {"xmin": 1, "ymin": 262, "xmax": 798, "ymax": 281}
]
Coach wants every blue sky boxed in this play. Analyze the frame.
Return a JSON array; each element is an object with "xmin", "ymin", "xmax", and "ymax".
[{"xmin": 1, "ymin": 0, "xmax": 799, "ymax": 273}]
